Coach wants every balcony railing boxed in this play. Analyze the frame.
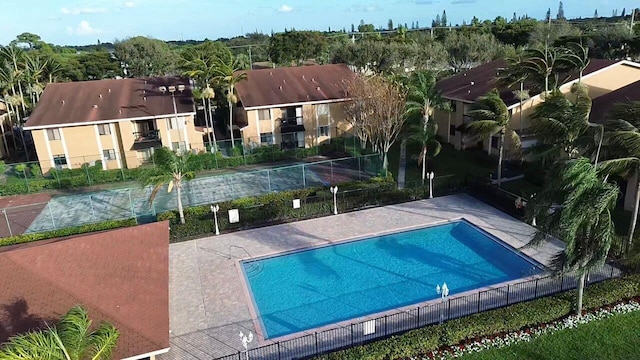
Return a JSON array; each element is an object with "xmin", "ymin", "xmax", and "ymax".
[
  {"xmin": 280, "ymin": 116, "xmax": 303, "ymax": 128},
  {"xmin": 133, "ymin": 130, "xmax": 160, "ymax": 143}
]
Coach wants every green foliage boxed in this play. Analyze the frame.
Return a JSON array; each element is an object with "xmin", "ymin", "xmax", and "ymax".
[
  {"xmin": 114, "ymin": 36, "xmax": 179, "ymax": 77},
  {"xmin": 0, "ymin": 218, "xmax": 137, "ymax": 247},
  {"xmin": 0, "ymin": 160, "xmax": 6, "ymax": 174},
  {"xmin": 30, "ymin": 163, "xmax": 42, "ymax": 178},
  {"xmin": 14, "ymin": 163, "xmax": 27, "ymax": 177},
  {"xmin": 268, "ymin": 30, "xmax": 328, "ymax": 65},
  {"xmin": 317, "ymin": 275, "xmax": 640, "ymax": 360}
]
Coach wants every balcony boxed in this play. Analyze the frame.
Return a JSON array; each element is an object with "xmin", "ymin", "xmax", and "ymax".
[
  {"xmin": 131, "ymin": 130, "xmax": 161, "ymax": 151},
  {"xmin": 279, "ymin": 116, "xmax": 305, "ymax": 133}
]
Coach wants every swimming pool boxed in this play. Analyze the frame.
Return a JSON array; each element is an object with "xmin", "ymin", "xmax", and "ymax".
[{"xmin": 241, "ymin": 219, "xmax": 542, "ymax": 339}]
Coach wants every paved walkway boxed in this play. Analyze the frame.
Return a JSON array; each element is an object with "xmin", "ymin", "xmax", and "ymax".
[{"xmin": 161, "ymin": 194, "xmax": 564, "ymax": 360}]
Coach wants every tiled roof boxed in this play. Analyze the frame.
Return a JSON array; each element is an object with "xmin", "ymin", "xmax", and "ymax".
[
  {"xmin": 436, "ymin": 59, "xmax": 618, "ymax": 106},
  {"xmin": 25, "ymin": 77, "xmax": 195, "ymax": 129},
  {"xmin": 0, "ymin": 222, "xmax": 170, "ymax": 359},
  {"xmin": 235, "ymin": 64, "xmax": 355, "ymax": 109},
  {"xmin": 590, "ymin": 79, "xmax": 640, "ymax": 123}
]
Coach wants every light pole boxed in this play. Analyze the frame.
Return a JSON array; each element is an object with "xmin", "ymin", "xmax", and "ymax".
[
  {"xmin": 159, "ymin": 84, "xmax": 187, "ymax": 151},
  {"xmin": 239, "ymin": 331, "xmax": 253, "ymax": 360},
  {"xmin": 428, "ymin": 171, "xmax": 435, "ymax": 199},
  {"xmin": 588, "ymin": 122, "xmax": 604, "ymax": 167},
  {"xmin": 436, "ymin": 282, "xmax": 449, "ymax": 324},
  {"xmin": 210, "ymin": 204, "xmax": 220, "ymax": 235},
  {"xmin": 330, "ymin": 186, "xmax": 338, "ymax": 215}
]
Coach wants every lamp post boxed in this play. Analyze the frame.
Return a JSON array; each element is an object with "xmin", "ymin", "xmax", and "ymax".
[
  {"xmin": 330, "ymin": 186, "xmax": 338, "ymax": 215},
  {"xmin": 428, "ymin": 171, "xmax": 435, "ymax": 199},
  {"xmin": 587, "ymin": 122, "xmax": 604, "ymax": 167},
  {"xmin": 210, "ymin": 204, "xmax": 220, "ymax": 235},
  {"xmin": 436, "ymin": 282, "xmax": 449, "ymax": 324},
  {"xmin": 159, "ymin": 84, "xmax": 187, "ymax": 152},
  {"xmin": 239, "ymin": 331, "xmax": 253, "ymax": 360}
]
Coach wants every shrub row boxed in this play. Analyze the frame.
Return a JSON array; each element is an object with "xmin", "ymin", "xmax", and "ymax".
[
  {"xmin": 0, "ymin": 218, "xmax": 138, "ymax": 247},
  {"xmin": 316, "ymin": 275, "xmax": 640, "ymax": 360},
  {"xmin": 159, "ymin": 176, "xmax": 466, "ymax": 242}
]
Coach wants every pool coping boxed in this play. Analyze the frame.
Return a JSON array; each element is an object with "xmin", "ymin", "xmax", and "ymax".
[{"xmin": 233, "ymin": 217, "xmax": 549, "ymax": 345}]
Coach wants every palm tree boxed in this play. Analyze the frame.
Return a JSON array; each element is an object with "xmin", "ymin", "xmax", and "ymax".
[
  {"xmin": 405, "ymin": 70, "xmax": 449, "ymax": 185},
  {"xmin": 600, "ymin": 101, "xmax": 640, "ymax": 252},
  {"xmin": 409, "ymin": 121, "xmax": 441, "ymax": 183},
  {"xmin": 527, "ymin": 158, "xmax": 618, "ymax": 315},
  {"xmin": 464, "ymin": 89, "xmax": 519, "ymax": 187},
  {"xmin": 181, "ymin": 47, "xmax": 217, "ymax": 147},
  {"xmin": 212, "ymin": 48, "xmax": 247, "ymax": 148},
  {"xmin": 526, "ymin": 83, "xmax": 593, "ymax": 164},
  {"xmin": 0, "ymin": 46, "xmax": 27, "ymax": 116},
  {"xmin": 0, "ymin": 305, "xmax": 119, "ymax": 360},
  {"xmin": 140, "ymin": 147, "xmax": 196, "ymax": 224}
]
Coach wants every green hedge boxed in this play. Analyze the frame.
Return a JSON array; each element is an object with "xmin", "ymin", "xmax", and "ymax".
[
  {"xmin": 316, "ymin": 275, "xmax": 640, "ymax": 360},
  {"xmin": 0, "ymin": 218, "xmax": 138, "ymax": 247}
]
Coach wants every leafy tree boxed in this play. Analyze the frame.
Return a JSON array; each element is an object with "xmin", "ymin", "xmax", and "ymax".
[
  {"xmin": 0, "ymin": 305, "xmax": 119, "ymax": 360},
  {"xmin": 77, "ymin": 50, "xmax": 121, "ymax": 80},
  {"xmin": 464, "ymin": 89, "xmax": 518, "ymax": 186},
  {"xmin": 557, "ymin": 1, "xmax": 566, "ymax": 20},
  {"xmin": 140, "ymin": 147, "xmax": 196, "ymax": 224},
  {"xmin": 268, "ymin": 31, "xmax": 328, "ymax": 65},
  {"xmin": 527, "ymin": 158, "xmax": 618, "ymax": 315},
  {"xmin": 114, "ymin": 36, "xmax": 178, "ymax": 77},
  {"xmin": 358, "ymin": 21, "xmax": 375, "ymax": 33},
  {"xmin": 442, "ymin": 31, "xmax": 508, "ymax": 71},
  {"xmin": 10, "ymin": 32, "xmax": 42, "ymax": 49}
]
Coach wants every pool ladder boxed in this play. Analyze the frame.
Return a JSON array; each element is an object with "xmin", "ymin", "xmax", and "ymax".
[{"xmin": 229, "ymin": 245, "xmax": 263, "ymax": 277}]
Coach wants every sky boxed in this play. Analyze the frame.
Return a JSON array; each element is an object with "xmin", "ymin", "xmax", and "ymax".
[{"xmin": 0, "ymin": 0, "xmax": 637, "ymax": 46}]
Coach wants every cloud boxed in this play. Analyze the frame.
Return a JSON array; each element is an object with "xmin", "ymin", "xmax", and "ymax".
[
  {"xmin": 66, "ymin": 20, "xmax": 103, "ymax": 36},
  {"xmin": 415, "ymin": 0, "xmax": 436, "ymax": 4},
  {"xmin": 451, "ymin": 0, "xmax": 476, "ymax": 4},
  {"xmin": 61, "ymin": 7, "xmax": 107, "ymax": 15},
  {"xmin": 278, "ymin": 4, "xmax": 293, "ymax": 12},
  {"xmin": 123, "ymin": 1, "xmax": 136, "ymax": 7},
  {"xmin": 348, "ymin": 4, "xmax": 382, "ymax": 12}
]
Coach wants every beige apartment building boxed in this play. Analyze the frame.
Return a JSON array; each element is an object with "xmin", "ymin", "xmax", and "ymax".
[
  {"xmin": 234, "ymin": 64, "xmax": 355, "ymax": 149},
  {"xmin": 433, "ymin": 59, "xmax": 640, "ymax": 157},
  {"xmin": 25, "ymin": 77, "xmax": 204, "ymax": 172}
]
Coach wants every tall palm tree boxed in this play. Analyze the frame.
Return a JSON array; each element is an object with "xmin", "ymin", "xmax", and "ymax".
[
  {"xmin": 0, "ymin": 46, "xmax": 27, "ymax": 116},
  {"xmin": 600, "ymin": 101, "xmax": 640, "ymax": 252},
  {"xmin": 464, "ymin": 89, "xmax": 519, "ymax": 187},
  {"xmin": 140, "ymin": 147, "xmax": 196, "ymax": 224},
  {"xmin": 527, "ymin": 158, "xmax": 618, "ymax": 315},
  {"xmin": 409, "ymin": 121, "xmax": 441, "ymax": 183},
  {"xmin": 0, "ymin": 305, "xmax": 119, "ymax": 360},
  {"xmin": 213, "ymin": 48, "xmax": 247, "ymax": 148},
  {"xmin": 405, "ymin": 70, "xmax": 449, "ymax": 185},
  {"xmin": 182, "ymin": 47, "xmax": 217, "ymax": 147}
]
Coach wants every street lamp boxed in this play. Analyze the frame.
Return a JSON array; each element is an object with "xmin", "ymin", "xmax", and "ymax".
[
  {"xmin": 210, "ymin": 204, "xmax": 220, "ymax": 235},
  {"xmin": 436, "ymin": 282, "xmax": 449, "ymax": 324},
  {"xmin": 428, "ymin": 171, "xmax": 435, "ymax": 199},
  {"xmin": 159, "ymin": 84, "xmax": 187, "ymax": 152},
  {"xmin": 239, "ymin": 331, "xmax": 253, "ymax": 360},
  {"xmin": 588, "ymin": 122, "xmax": 604, "ymax": 167},
  {"xmin": 330, "ymin": 186, "xmax": 338, "ymax": 215}
]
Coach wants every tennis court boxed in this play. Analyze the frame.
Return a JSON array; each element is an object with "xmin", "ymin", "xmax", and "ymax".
[{"xmin": 10, "ymin": 155, "xmax": 381, "ymax": 235}]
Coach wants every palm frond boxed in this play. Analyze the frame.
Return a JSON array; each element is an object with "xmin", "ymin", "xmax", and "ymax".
[{"xmin": 88, "ymin": 323, "xmax": 119, "ymax": 360}]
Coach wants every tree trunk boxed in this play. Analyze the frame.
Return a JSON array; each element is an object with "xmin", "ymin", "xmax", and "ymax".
[
  {"xmin": 208, "ymin": 98, "xmax": 218, "ymax": 152},
  {"xmin": 421, "ymin": 145, "xmax": 427, "ymax": 186},
  {"xmin": 203, "ymin": 99, "xmax": 213, "ymax": 147},
  {"xmin": 628, "ymin": 168, "xmax": 640, "ymax": 253},
  {"xmin": 177, "ymin": 183, "xmax": 185, "ymax": 224},
  {"xmin": 383, "ymin": 151, "xmax": 389, "ymax": 171},
  {"xmin": 576, "ymin": 272, "xmax": 586, "ymax": 316},
  {"xmin": 17, "ymin": 82, "xmax": 27, "ymax": 116},
  {"xmin": 228, "ymin": 99, "xmax": 234, "ymax": 148},
  {"xmin": 497, "ymin": 130, "xmax": 505, "ymax": 187}
]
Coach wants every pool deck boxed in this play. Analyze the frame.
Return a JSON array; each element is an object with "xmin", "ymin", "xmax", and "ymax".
[{"xmin": 160, "ymin": 194, "xmax": 564, "ymax": 360}]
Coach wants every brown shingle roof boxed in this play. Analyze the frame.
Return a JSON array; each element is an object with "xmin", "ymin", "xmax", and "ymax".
[
  {"xmin": 590, "ymin": 79, "xmax": 640, "ymax": 123},
  {"xmin": 235, "ymin": 64, "xmax": 355, "ymax": 109},
  {"xmin": 0, "ymin": 222, "xmax": 170, "ymax": 360},
  {"xmin": 25, "ymin": 77, "xmax": 195, "ymax": 129},
  {"xmin": 436, "ymin": 59, "xmax": 618, "ymax": 106}
]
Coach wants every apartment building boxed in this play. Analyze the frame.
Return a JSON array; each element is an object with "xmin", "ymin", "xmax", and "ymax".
[
  {"xmin": 24, "ymin": 77, "xmax": 204, "ymax": 172},
  {"xmin": 234, "ymin": 64, "xmax": 355, "ymax": 149}
]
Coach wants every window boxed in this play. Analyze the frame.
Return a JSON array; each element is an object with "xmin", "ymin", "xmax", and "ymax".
[
  {"xmin": 172, "ymin": 141, "xmax": 187, "ymax": 152},
  {"xmin": 103, "ymin": 149, "xmax": 116, "ymax": 160},
  {"xmin": 260, "ymin": 132, "xmax": 274, "ymax": 144},
  {"xmin": 257, "ymin": 109, "xmax": 270, "ymax": 121},
  {"xmin": 450, "ymin": 100, "xmax": 457, "ymax": 112},
  {"xmin": 449, "ymin": 125, "xmax": 456, "ymax": 136},
  {"xmin": 53, "ymin": 155, "xmax": 67, "ymax": 167},
  {"xmin": 169, "ymin": 117, "xmax": 184, "ymax": 130},
  {"xmin": 318, "ymin": 126, "xmax": 330, "ymax": 137},
  {"xmin": 491, "ymin": 136, "xmax": 500, "ymax": 149},
  {"xmin": 47, "ymin": 128, "xmax": 61, "ymax": 140},
  {"xmin": 97, "ymin": 124, "xmax": 111, "ymax": 135},
  {"xmin": 316, "ymin": 104, "xmax": 330, "ymax": 117}
]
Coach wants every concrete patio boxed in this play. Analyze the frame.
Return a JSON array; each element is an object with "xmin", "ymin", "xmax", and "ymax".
[{"xmin": 160, "ymin": 193, "xmax": 565, "ymax": 360}]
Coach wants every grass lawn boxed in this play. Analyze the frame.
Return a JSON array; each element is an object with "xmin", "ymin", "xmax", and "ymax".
[{"xmin": 460, "ymin": 310, "xmax": 640, "ymax": 360}]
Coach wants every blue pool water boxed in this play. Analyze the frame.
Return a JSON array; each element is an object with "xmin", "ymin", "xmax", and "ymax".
[{"xmin": 242, "ymin": 220, "xmax": 541, "ymax": 339}]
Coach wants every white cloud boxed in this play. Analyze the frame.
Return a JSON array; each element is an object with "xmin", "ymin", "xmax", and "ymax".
[
  {"xmin": 123, "ymin": 1, "xmax": 136, "ymax": 8},
  {"xmin": 278, "ymin": 4, "xmax": 293, "ymax": 12},
  {"xmin": 61, "ymin": 7, "xmax": 107, "ymax": 15},
  {"xmin": 67, "ymin": 20, "xmax": 103, "ymax": 36}
]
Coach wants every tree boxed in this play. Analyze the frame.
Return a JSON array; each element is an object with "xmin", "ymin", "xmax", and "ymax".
[
  {"xmin": 409, "ymin": 121, "xmax": 441, "ymax": 183},
  {"xmin": 405, "ymin": 70, "xmax": 449, "ymax": 184},
  {"xmin": 77, "ymin": 50, "xmax": 121, "ymax": 80},
  {"xmin": 212, "ymin": 48, "xmax": 247, "ymax": 148},
  {"xmin": 10, "ymin": 32, "xmax": 42, "ymax": 49},
  {"xmin": 600, "ymin": 101, "xmax": 640, "ymax": 252},
  {"xmin": 594, "ymin": 9, "xmax": 599, "ymax": 18},
  {"xmin": 527, "ymin": 158, "xmax": 618, "ymax": 315},
  {"xmin": 546, "ymin": 8, "xmax": 552, "ymax": 22},
  {"xmin": 268, "ymin": 31, "xmax": 328, "ymax": 65},
  {"xmin": 114, "ymin": 36, "xmax": 178, "ymax": 77},
  {"xmin": 464, "ymin": 89, "xmax": 518, "ymax": 186},
  {"xmin": 441, "ymin": 10, "xmax": 448, "ymax": 27},
  {"xmin": 140, "ymin": 147, "xmax": 196, "ymax": 224},
  {"xmin": 344, "ymin": 74, "xmax": 407, "ymax": 170},
  {"xmin": 557, "ymin": 1, "xmax": 566, "ymax": 20},
  {"xmin": 0, "ymin": 305, "xmax": 119, "ymax": 360},
  {"xmin": 388, "ymin": 19, "xmax": 394, "ymax": 31}
]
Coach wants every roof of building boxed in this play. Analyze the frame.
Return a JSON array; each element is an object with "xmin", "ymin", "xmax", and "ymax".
[
  {"xmin": 590, "ymin": 79, "xmax": 640, "ymax": 123},
  {"xmin": 25, "ymin": 77, "xmax": 195, "ymax": 129},
  {"xmin": 234, "ymin": 64, "xmax": 355, "ymax": 110},
  {"xmin": 0, "ymin": 222, "xmax": 170, "ymax": 360},
  {"xmin": 436, "ymin": 59, "xmax": 618, "ymax": 106}
]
